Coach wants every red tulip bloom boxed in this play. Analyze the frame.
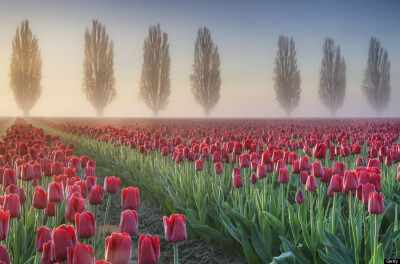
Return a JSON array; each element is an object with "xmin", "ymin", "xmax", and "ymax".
[
  {"xmin": 45, "ymin": 202, "xmax": 56, "ymax": 217},
  {"xmin": 292, "ymin": 160, "xmax": 300, "ymax": 174},
  {"xmin": 36, "ymin": 226, "xmax": 52, "ymax": 252},
  {"xmin": 163, "ymin": 214, "xmax": 187, "ymax": 243},
  {"xmin": 232, "ymin": 174, "xmax": 243, "ymax": 188},
  {"xmin": 64, "ymin": 167, "xmax": 76, "ymax": 179},
  {"xmin": 278, "ymin": 168, "xmax": 289, "ymax": 184},
  {"xmin": 321, "ymin": 167, "xmax": 332, "ymax": 182},
  {"xmin": 138, "ymin": 234, "xmax": 160, "ymax": 264},
  {"xmin": 367, "ymin": 159, "xmax": 381, "ymax": 169},
  {"xmin": 76, "ymin": 211, "xmax": 96, "ymax": 239},
  {"xmin": 313, "ymin": 143, "xmax": 327, "ymax": 159},
  {"xmin": 104, "ymin": 176, "xmax": 121, "ymax": 194},
  {"xmin": 333, "ymin": 162, "xmax": 346, "ymax": 177},
  {"xmin": 195, "ymin": 160, "xmax": 203, "ymax": 171},
  {"xmin": 5, "ymin": 185, "xmax": 26, "ymax": 204},
  {"xmin": 368, "ymin": 192, "xmax": 385, "ymax": 214},
  {"xmin": 32, "ymin": 186, "xmax": 47, "ymax": 209},
  {"xmin": 89, "ymin": 185, "xmax": 104, "ymax": 205},
  {"xmin": 84, "ymin": 167, "xmax": 95, "ymax": 179},
  {"xmin": 257, "ymin": 164, "xmax": 267, "ymax": 179},
  {"xmin": 67, "ymin": 243, "xmax": 95, "ymax": 264},
  {"xmin": 328, "ymin": 174, "xmax": 343, "ymax": 193},
  {"xmin": 119, "ymin": 210, "xmax": 138, "ymax": 235},
  {"xmin": 51, "ymin": 161, "xmax": 64, "ymax": 176},
  {"xmin": 261, "ymin": 151, "xmax": 271, "ymax": 165},
  {"xmin": 2, "ymin": 168, "xmax": 16, "ymax": 190},
  {"xmin": 295, "ymin": 190, "xmax": 305, "ymax": 204},
  {"xmin": 239, "ymin": 154, "xmax": 250, "ymax": 168},
  {"xmin": 48, "ymin": 182, "xmax": 64, "ymax": 203},
  {"xmin": 251, "ymin": 173, "xmax": 258, "ymax": 184},
  {"xmin": 51, "ymin": 225, "xmax": 77, "ymax": 261},
  {"xmin": 68, "ymin": 157, "xmax": 81, "ymax": 172},
  {"xmin": 300, "ymin": 170, "xmax": 308, "ymax": 184},
  {"xmin": 3, "ymin": 194, "xmax": 20, "ymax": 218},
  {"xmin": 272, "ymin": 149, "xmax": 284, "ymax": 163},
  {"xmin": 105, "ymin": 233, "xmax": 132, "ymax": 264},
  {"xmin": 357, "ymin": 171, "xmax": 370, "ymax": 185},
  {"xmin": 41, "ymin": 240, "xmax": 53, "ymax": 264},
  {"xmin": 214, "ymin": 162, "xmax": 223, "ymax": 174},
  {"xmin": 21, "ymin": 163, "xmax": 35, "ymax": 181},
  {"xmin": 312, "ymin": 161, "xmax": 324, "ymax": 178},
  {"xmin": 86, "ymin": 176, "xmax": 97, "ymax": 191},
  {"xmin": 80, "ymin": 156, "xmax": 89, "ymax": 168},
  {"xmin": 0, "ymin": 245, "xmax": 10, "ymax": 264},
  {"xmin": 369, "ymin": 173, "xmax": 381, "ymax": 192},
  {"xmin": 299, "ymin": 156, "xmax": 309, "ymax": 171},
  {"xmin": 306, "ymin": 175, "xmax": 317, "ymax": 192},
  {"xmin": 356, "ymin": 157, "xmax": 364, "ymax": 166},
  {"xmin": 343, "ymin": 171, "xmax": 358, "ymax": 193},
  {"xmin": 65, "ymin": 193, "xmax": 85, "ymax": 223},
  {"xmin": 121, "ymin": 187, "xmax": 140, "ymax": 210},
  {"xmin": 362, "ymin": 183, "xmax": 375, "ymax": 205},
  {"xmin": 0, "ymin": 210, "xmax": 9, "ymax": 241}
]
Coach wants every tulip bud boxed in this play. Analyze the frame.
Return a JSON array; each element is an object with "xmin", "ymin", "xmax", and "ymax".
[
  {"xmin": 278, "ymin": 168, "xmax": 289, "ymax": 184},
  {"xmin": 251, "ymin": 173, "xmax": 258, "ymax": 184},
  {"xmin": 104, "ymin": 176, "xmax": 121, "ymax": 194},
  {"xmin": 295, "ymin": 190, "xmax": 305, "ymax": 204},
  {"xmin": 105, "ymin": 233, "xmax": 131, "ymax": 264},
  {"xmin": 67, "ymin": 243, "xmax": 95, "ymax": 264},
  {"xmin": 76, "ymin": 211, "xmax": 96, "ymax": 239},
  {"xmin": 0, "ymin": 210, "xmax": 9, "ymax": 241},
  {"xmin": 0, "ymin": 245, "xmax": 10, "ymax": 264},
  {"xmin": 45, "ymin": 202, "xmax": 56, "ymax": 217},
  {"xmin": 51, "ymin": 225, "xmax": 77, "ymax": 261},
  {"xmin": 119, "ymin": 210, "xmax": 138, "ymax": 235},
  {"xmin": 121, "ymin": 187, "xmax": 140, "ymax": 210},
  {"xmin": 32, "ymin": 186, "xmax": 47, "ymax": 209},
  {"xmin": 306, "ymin": 175, "xmax": 317, "ymax": 192},
  {"xmin": 3, "ymin": 194, "xmax": 20, "ymax": 218},
  {"xmin": 48, "ymin": 181, "xmax": 64, "ymax": 203},
  {"xmin": 368, "ymin": 192, "xmax": 385, "ymax": 214},
  {"xmin": 163, "ymin": 214, "xmax": 187, "ymax": 242},
  {"xmin": 138, "ymin": 234, "xmax": 160, "ymax": 264},
  {"xmin": 65, "ymin": 193, "xmax": 85, "ymax": 223},
  {"xmin": 36, "ymin": 226, "xmax": 52, "ymax": 252},
  {"xmin": 89, "ymin": 185, "xmax": 104, "ymax": 205}
]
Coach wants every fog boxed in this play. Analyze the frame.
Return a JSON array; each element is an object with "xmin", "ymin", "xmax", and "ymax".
[{"xmin": 0, "ymin": 0, "xmax": 399, "ymax": 118}]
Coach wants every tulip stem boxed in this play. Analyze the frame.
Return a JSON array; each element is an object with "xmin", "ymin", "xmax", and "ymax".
[
  {"xmin": 331, "ymin": 193, "xmax": 336, "ymax": 234},
  {"xmin": 174, "ymin": 242, "xmax": 179, "ymax": 264},
  {"xmin": 103, "ymin": 194, "xmax": 112, "ymax": 240},
  {"xmin": 374, "ymin": 214, "xmax": 378, "ymax": 264}
]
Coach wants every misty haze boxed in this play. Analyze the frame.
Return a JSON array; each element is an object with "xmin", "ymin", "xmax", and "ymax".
[{"xmin": 0, "ymin": 1, "xmax": 399, "ymax": 264}]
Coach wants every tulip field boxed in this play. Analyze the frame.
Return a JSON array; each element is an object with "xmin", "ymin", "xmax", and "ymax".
[{"xmin": 0, "ymin": 118, "xmax": 399, "ymax": 263}]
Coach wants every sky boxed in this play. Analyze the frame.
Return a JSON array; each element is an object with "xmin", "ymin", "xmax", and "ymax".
[{"xmin": 0, "ymin": 0, "xmax": 399, "ymax": 118}]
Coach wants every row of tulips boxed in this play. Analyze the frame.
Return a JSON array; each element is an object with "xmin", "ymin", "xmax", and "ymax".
[
  {"xmin": 0, "ymin": 119, "xmax": 189, "ymax": 264},
  {"xmin": 35, "ymin": 118, "xmax": 400, "ymax": 263}
]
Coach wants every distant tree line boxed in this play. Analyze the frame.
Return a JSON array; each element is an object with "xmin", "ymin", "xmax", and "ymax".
[{"xmin": 9, "ymin": 19, "xmax": 391, "ymax": 117}]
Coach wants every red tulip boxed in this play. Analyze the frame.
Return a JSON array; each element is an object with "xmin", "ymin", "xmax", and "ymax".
[
  {"xmin": 41, "ymin": 240, "xmax": 53, "ymax": 264},
  {"xmin": 295, "ymin": 190, "xmax": 305, "ymax": 204},
  {"xmin": 51, "ymin": 161, "xmax": 64, "ymax": 176},
  {"xmin": 3, "ymin": 194, "xmax": 20, "ymax": 218},
  {"xmin": 214, "ymin": 162, "xmax": 223, "ymax": 174},
  {"xmin": 68, "ymin": 157, "xmax": 81, "ymax": 172},
  {"xmin": 5, "ymin": 185, "xmax": 26, "ymax": 204},
  {"xmin": 343, "ymin": 171, "xmax": 358, "ymax": 193},
  {"xmin": 239, "ymin": 154, "xmax": 250, "ymax": 168},
  {"xmin": 86, "ymin": 176, "xmax": 97, "ymax": 191},
  {"xmin": 65, "ymin": 193, "xmax": 85, "ymax": 223},
  {"xmin": 51, "ymin": 224, "xmax": 77, "ymax": 261},
  {"xmin": 0, "ymin": 210, "xmax": 9, "ymax": 241},
  {"xmin": 312, "ymin": 161, "xmax": 324, "ymax": 178},
  {"xmin": 32, "ymin": 186, "xmax": 47, "ymax": 209},
  {"xmin": 138, "ymin": 234, "xmax": 160, "ymax": 264},
  {"xmin": 76, "ymin": 211, "xmax": 96, "ymax": 239},
  {"xmin": 195, "ymin": 160, "xmax": 203, "ymax": 171},
  {"xmin": 80, "ymin": 156, "xmax": 89, "ymax": 168},
  {"xmin": 257, "ymin": 164, "xmax": 267, "ymax": 179},
  {"xmin": 0, "ymin": 245, "xmax": 10, "ymax": 264},
  {"xmin": 368, "ymin": 192, "xmax": 385, "ymax": 214},
  {"xmin": 313, "ymin": 143, "xmax": 327, "ymax": 159},
  {"xmin": 45, "ymin": 202, "xmax": 56, "ymax": 217},
  {"xmin": 369, "ymin": 173, "xmax": 381, "ymax": 192},
  {"xmin": 121, "ymin": 187, "xmax": 140, "ymax": 210},
  {"xmin": 232, "ymin": 174, "xmax": 243, "ymax": 188},
  {"xmin": 357, "ymin": 171, "xmax": 370, "ymax": 185},
  {"xmin": 21, "ymin": 163, "xmax": 35, "ymax": 181},
  {"xmin": 261, "ymin": 151, "xmax": 271, "ymax": 164},
  {"xmin": 333, "ymin": 162, "xmax": 346, "ymax": 177},
  {"xmin": 89, "ymin": 185, "xmax": 104, "ymax": 205},
  {"xmin": 119, "ymin": 210, "xmax": 138, "ymax": 235},
  {"xmin": 299, "ymin": 156, "xmax": 309, "ymax": 171},
  {"xmin": 306, "ymin": 175, "xmax": 317, "ymax": 192},
  {"xmin": 321, "ymin": 167, "xmax": 332, "ymax": 182},
  {"xmin": 328, "ymin": 174, "xmax": 343, "ymax": 193},
  {"xmin": 292, "ymin": 160, "xmax": 300, "ymax": 174},
  {"xmin": 2, "ymin": 169, "xmax": 16, "ymax": 190},
  {"xmin": 36, "ymin": 226, "xmax": 52, "ymax": 252},
  {"xmin": 278, "ymin": 168, "xmax": 289, "ymax": 184},
  {"xmin": 362, "ymin": 183, "xmax": 375, "ymax": 205},
  {"xmin": 64, "ymin": 167, "xmax": 76, "ymax": 179},
  {"xmin": 251, "ymin": 173, "xmax": 258, "ymax": 184},
  {"xmin": 105, "ymin": 233, "xmax": 132, "ymax": 264},
  {"xmin": 104, "ymin": 176, "xmax": 121, "ymax": 194},
  {"xmin": 84, "ymin": 167, "xmax": 95, "ymax": 179},
  {"xmin": 356, "ymin": 157, "xmax": 364, "ymax": 166},
  {"xmin": 299, "ymin": 170, "xmax": 308, "ymax": 184},
  {"xmin": 163, "ymin": 214, "xmax": 187, "ymax": 242},
  {"xmin": 48, "ymin": 182, "xmax": 64, "ymax": 203},
  {"xmin": 367, "ymin": 159, "xmax": 381, "ymax": 169},
  {"xmin": 67, "ymin": 243, "xmax": 94, "ymax": 264}
]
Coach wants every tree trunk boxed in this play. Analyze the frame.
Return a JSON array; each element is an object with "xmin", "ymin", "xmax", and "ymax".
[
  {"xmin": 97, "ymin": 109, "xmax": 104, "ymax": 117},
  {"xmin": 204, "ymin": 108, "xmax": 210, "ymax": 117},
  {"xmin": 23, "ymin": 109, "xmax": 29, "ymax": 117}
]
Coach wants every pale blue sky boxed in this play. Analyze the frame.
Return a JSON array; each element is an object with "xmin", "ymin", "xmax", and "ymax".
[{"xmin": 0, "ymin": 0, "xmax": 399, "ymax": 117}]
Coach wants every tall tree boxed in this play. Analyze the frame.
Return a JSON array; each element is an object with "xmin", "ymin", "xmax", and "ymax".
[
  {"xmin": 139, "ymin": 24, "xmax": 171, "ymax": 116},
  {"xmin": 190, "ymin": 27, "xmax": 221, "ymax": 117},
  {"xmin": 10, "ymin": 20, "xmax": 42, "ymax": 116},
  {"xmin": 319, "ymin": 38, "xmax": 346, "ymax": 116},
  {"xmin": 362, "ymin": 37, "xmax": 391, "ymax": 115},
  {"xmin": 83, "ymin": 20, "xmax": 116, "ymax": 117},
  {"xmin": 273, "ymin": 35, "xmax": 301, "ymax": 116}
]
